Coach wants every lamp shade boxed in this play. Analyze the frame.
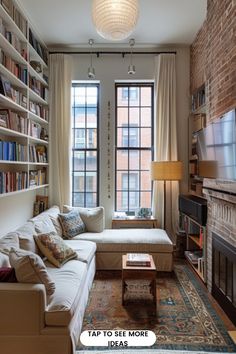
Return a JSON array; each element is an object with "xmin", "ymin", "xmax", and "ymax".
[
  {"xmin": 92, "ymin": 0, "xmax": 139, "ymax": 41},
  {"xmin": 151, "ymin": 161, "xmax": 183, "ymax": 181}
]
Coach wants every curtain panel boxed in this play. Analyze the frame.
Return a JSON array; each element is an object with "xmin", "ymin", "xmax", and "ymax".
[
  {"xmin": 49, "ymin": 54, "xmax": 72, "ymax": 210},
  {"xmin": 152, "ymin": 54, "xmax": 179, "ymax": 238}
]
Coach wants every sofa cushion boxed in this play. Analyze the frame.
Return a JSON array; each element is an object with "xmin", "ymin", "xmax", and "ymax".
[
  {"xmin": 59, "ymin": 210, "xmax": 86, "ymax": 239},
  {"xmin": 0, "ymin": 267, "xmax": 17, "ymax": 282},
  {"xmin": 0, "ymin": 252, "xmax": 10, "ymax": 267},
  {"xmin": 15, "ymin": 222, "xmax": 40, "ymax": 254},
  {"xmin": 0, "ymin": 232, "xmax": 19, "ymax": 252},
  {"xmin": 63, "ymin": 205, "xmax": 104, "ymax": 232},
  {"xmin": 75, "ymin": 228, "xmax": 173, "ymax": 253},
  {"xmin": 9, "ymin": 248, "xmax": 55, "ymax": 296},
  {"xmin": 64, "ymin": 240, "xmax": 96, "ymax": 265},
  {"xmin": 34, "ymin": 232, "xmax": 78, "ymax": 268},
  {"xmin": 45, "ymin": 260, "xmax": 87, "ymax": 326}
]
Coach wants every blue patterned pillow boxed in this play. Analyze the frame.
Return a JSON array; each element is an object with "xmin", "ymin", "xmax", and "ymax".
[{"xmin": 58, "ymin": 210, "xmax": 86, "ymax": 239}]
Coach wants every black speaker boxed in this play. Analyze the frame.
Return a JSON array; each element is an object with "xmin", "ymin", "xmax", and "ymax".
[{"xmin": 179, "ymin": 194, "xmax": 207, "ymax": 225}]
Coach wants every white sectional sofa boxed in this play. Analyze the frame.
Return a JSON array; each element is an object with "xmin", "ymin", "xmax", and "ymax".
[{"xmin": 0, "ymin": 205, "xmax": 173, "ymax": 354}]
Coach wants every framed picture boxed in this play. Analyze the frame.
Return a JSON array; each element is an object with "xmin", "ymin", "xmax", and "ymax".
[
  {"xmin": 0, "ymin": 109, "xmax": 9, "ymax": 128},
  {"xmin": 0, "ymin": 76, "xmax": 13, "ymax": 99},
  {"xmin": 36, "ymin": 195, "xmax": 48, "ymax": 212}
]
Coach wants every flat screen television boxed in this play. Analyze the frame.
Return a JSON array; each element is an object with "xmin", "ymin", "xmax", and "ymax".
[{"xmin": 197, "ymin": 109, "xmax": 236, "ymax": 181}]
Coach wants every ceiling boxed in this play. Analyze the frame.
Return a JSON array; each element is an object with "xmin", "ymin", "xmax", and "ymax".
[{"xmin": 19, "ymin": 0, "xmax": 207, "ymax": 48}]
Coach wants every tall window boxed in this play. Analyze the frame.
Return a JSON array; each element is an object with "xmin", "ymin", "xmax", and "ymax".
[
  {"xmin": 71, "ymin": 83, "xmax": 99, "ymax": 207},
  {"xmin": 115, "ymin": 83, "xmax": 154, "ymax": 212}
]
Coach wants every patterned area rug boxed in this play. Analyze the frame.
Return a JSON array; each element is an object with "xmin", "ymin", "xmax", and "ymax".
[{"xmin": 77, "ymin": 265, "xmax": 236, "ymax": 352}]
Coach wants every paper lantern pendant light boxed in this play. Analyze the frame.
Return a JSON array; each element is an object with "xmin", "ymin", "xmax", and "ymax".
[{"xmin": 92, "ymin": 0, "xmax": 139, "ymax": 41}]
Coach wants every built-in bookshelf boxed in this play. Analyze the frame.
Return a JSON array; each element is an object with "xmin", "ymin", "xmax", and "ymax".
[
  {"xmin": 179, "ymin": 212, "xmax": 207, "ymax": 282},
  {"xmin": 0, "ymin": 0, "xmax": 49, "ymax": 197},
  {"xmin": 188, "ymin": 113, "xmax": 206, "ymax": 196}
]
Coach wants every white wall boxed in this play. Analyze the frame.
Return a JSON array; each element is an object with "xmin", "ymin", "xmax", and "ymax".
[
  {"xmin": 71, "ymin": 46, "xmax": 190, "ymax": 228},
  {"xmin": 0, "ymin": 190, "xmax": 38, "ymax": 237}
]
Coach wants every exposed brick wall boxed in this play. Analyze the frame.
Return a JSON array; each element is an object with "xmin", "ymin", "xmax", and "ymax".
[{"xmin": 190, "ymin": 0, "xmax": 236, "ymax": 123}]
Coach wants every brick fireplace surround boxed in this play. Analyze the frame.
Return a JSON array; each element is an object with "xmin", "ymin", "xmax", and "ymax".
[{"xmin": 203, "ymin": 179, "xmax": 236, "ymax": 323}]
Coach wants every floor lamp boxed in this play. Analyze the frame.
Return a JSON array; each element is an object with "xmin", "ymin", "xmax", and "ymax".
[{"xmin": 151, "ymin": 161, "xmax": 183, "ymax": 230}]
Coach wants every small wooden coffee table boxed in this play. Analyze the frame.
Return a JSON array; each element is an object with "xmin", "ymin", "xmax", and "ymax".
[{"xmin": 122, "ymin": 254, "xmax": 156, "ymax": 306}]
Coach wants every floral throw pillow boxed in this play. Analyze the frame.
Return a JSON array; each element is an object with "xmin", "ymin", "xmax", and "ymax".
[
  {"xmin": 58, "ymin": 210, "xmax": 86, "ymax": 239},
  {"xmin": 34, "ymin": 232, "xmax": 78, "ymax": 268}
]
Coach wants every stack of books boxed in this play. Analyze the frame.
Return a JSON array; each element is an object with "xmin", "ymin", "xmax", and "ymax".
[{"xmin": 126, "ymin": 253, "xmax": 151, "ymax": 267}]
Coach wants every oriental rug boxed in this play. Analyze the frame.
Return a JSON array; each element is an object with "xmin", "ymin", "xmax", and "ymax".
[{"xmin": 77, "ymin": 265, "xmax": 236, "ymax": 352}]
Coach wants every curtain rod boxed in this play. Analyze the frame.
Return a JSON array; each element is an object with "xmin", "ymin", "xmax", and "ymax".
[{"xmin": 49, "ymin": 51, "xmax": 176, "ymax": 58}]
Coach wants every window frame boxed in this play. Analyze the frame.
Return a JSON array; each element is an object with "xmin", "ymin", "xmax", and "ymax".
[
  {"xmin": 71, "ymin": 82, "xmax": 100, "ymax": 207},
  {"xmin": 115, "ymin": 82, "xmax": 154, "ymax": 212}
]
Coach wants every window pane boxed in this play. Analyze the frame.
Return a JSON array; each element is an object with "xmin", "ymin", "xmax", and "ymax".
[
  {"xmin": 129, "ymin": 87, "xmax": 139, "ymax": 106},
  {"xmin": 141, "ymin": 128, "xmax": 152, "ymax": 147},
  {"xmin": 74, "ymin": 107, "xmax": 85, "ymax": 128},
  {"xmin": 117, "ymin": 150, "xmax": 128, "ymax": 170},
  {"xmin": 86, "ymin": 151, "xmax": 97, "ymax": 171},
  {"xmin": 141, "ymin": 171, "xmax": 151, "ymax": 190},
  {"xmin": 86, "ymin": 173, "xmax": 97, "ymax": 192},
  {"xmin": 74, "ymin": 87, "xmax": 85, "ymax": 105},
  {"xmin": 74, "ymin": 129, "xmax": 85, "ymax": 148},
  {"xmin": 141, "ymin": 108, "xmax": 152, "ymax": 127},
  {"xmin": 117, "ymin": 127, "xmax": 125, "ymax": 147},
  {"xmin": 129, "ymin": 107, "xmax": 139, "ymax": 125},
  {"xmin": 117, "ymin": 191, "xmax": 128, "ymax": 211},
  {"xmin": 73, "ymin": 172, "xmax": 84, "ymax": 192},
  {"xmin": 141, "ymin": 150, "xmax": 152, "ymax": 170},
  {"xmin": 129, "ymin": 127, "xmax": 139, "ymax": 147},
  {"xmin": 129, "ymin": 191, "xmax": 139, "ymax": 208},
  {"xmin": 117, "ymin": 171, "xmax": 126, "ymax": 190},
  {"xmin": 74, "ymin": 151, "xmax": 85, "ymax": 171},
  {"xmin": 73, "ymin": 193, "xmax": 84, "ymax": 207},
  {"xmin": 87, "ymin": 108, "xmax": 97, "ymax": 128},
  {"xmin": 129, "ymin": 173, "xmax": 139, "ymax": 190},
  {"xmin": 140, "ymin": 192, "xmax": 152, "ymax": 208},
  {"xmin": 129, "ymin": 150, "xmax": 139, "ymax": 170},
  {"xmin": 117, "ymin": 87, "xmax": 128, "ymax": 106},
  {"xmin": 117, "ymin": 108, "xmax": 128, "ymax": 127},
  {"xmin": 141, "ymin": 87, "xmax": 151, "ymax": 106},
  {"xmin": 86, "ymin": 129, "xmax": 97, "ymax": 148},
  {"xmin": 86, "ymin": 193, "xmax": 97, "ymax": 207}
]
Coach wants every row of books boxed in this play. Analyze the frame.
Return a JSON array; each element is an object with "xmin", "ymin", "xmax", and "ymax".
[
  {"xmin": 0, "ymin": 170, "xmax": 28, "ymax": 194},
  {"xmin": 0, "ymin": 109, "xmax": 27, "ymax": 133},
  {"xmin": 0, "ymin": 140, "xmax": 27, "ymax": 161},
  {"xmin": 29, "ymin": 100, "xmax": 49, "ymax": 121},
  {"xmin": 191, "ymin": 87, "xmax": 206, "ymax": 112},
  {"xmin": 29, "ymin": 144, "xmax": 47, "ymax": 163},
  {"xmin": 0, "ymin": 49, "xmax": 28, "ymax": 85},
  {"xmin": 0, "ymin": 75, "xmax": 27, "ymax": 108},
  {"xmin": 126, "ymin": 253, "xmax": 151, "ymax": 267},
  {"xmin": 29, "ymin": 75, "xmax": 48, "ymax": 101},
  {"xmin": 29, "ymin": 168, "xmax": 46, "ymax": 186},
  {"xmin": 29, "ymin": 28, "xmax": 48, "ymax": 65},
  {"xmin": 1, "ymin": 0, "xmax": 28, "ymax": 37}
]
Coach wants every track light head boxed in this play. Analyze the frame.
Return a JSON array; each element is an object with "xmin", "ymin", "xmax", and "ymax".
[
  {"xmin": 128, "ymin": 64, "xmax": 136, "ymax": 75},
  {"xmin": 88, "ymin": 66, "xmax": 96, "ymax": 79}
]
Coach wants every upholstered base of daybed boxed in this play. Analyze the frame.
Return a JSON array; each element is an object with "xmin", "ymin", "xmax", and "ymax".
[{"xmin": 76, "ymin": 228, "xmax": 173, "ymax": 272}]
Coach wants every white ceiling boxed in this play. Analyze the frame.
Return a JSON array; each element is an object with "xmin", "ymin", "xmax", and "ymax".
[{"xmin": 19, "ymin": 0, "xmax": 207, "ymax": 48}]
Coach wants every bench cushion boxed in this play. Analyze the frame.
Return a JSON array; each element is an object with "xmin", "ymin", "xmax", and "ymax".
[{"xmin": 74, "ymin": 228, "xmax": 173, "ymax": 253}]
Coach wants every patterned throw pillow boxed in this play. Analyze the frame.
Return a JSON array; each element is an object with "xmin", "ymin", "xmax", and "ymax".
[
  {"xmin": 34, "ymin": 232, "xmax": 78, "ymax": 268},
  {"xmin": 58, "ymin": 210, "xmax": 86, "ymax": 239}
]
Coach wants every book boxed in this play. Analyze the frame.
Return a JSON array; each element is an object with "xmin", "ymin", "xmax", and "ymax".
[{"xmin": 126, "ymin": 253, "xmax": 151, "ymax": 267}]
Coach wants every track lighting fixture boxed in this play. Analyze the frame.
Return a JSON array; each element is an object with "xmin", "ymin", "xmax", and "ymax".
[
  {"xmin": 128, "ymin": 38, "xmax": 136, "ymax": 75},
  {"xmin": 88, "ymin": 39, "xmax": 95, "ymax": 79}
]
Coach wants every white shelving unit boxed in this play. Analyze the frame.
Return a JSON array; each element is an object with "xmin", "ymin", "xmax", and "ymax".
[{"xmin": 0, "ymin": 0, "xmax": 49, "ymax": 197}]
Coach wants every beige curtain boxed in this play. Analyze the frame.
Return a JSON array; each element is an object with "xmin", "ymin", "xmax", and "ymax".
[
  {"xmin": 49, "ymin": 54, "xmax": 72, "ymax": 210},
  {"xmin": 152, "ymin": 54, "xmax": 179, "ymax": 238}
]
